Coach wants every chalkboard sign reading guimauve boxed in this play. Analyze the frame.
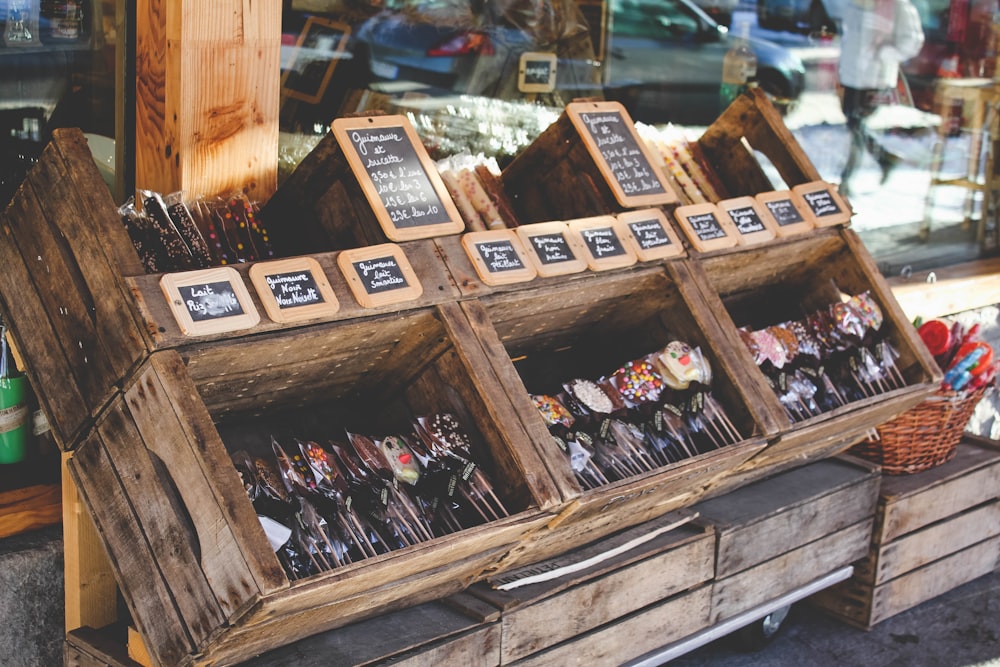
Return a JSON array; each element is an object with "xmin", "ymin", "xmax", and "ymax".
[
  {"xmin": 338, "ymin": 243, "xmax": 423, "ymax": 308},
  {"xmin": 567, "ymin": 216, "xmax": 637, "ymax": 271},
  {"xmin": 719, "ymin": 196, "xmax": 777, "ymax": 246},
  {"xmin": 617, "ymin": 208, "xmax": 684, "ymax": 261},
  {"xmin": 249, "ymin": 257, "xmax": 340, "ymax": 323},
  {"xmin": 792, "ymin": 181, "xmax": 851, "ymax": 227},
  {"xmin": 462, "ymin": 230, "xmax": 538, "ymax": 286},
  {"xmin": 566, "ymin": 101, "xmax": 678, "ymax": 208},
  {"xmin": 673, "ymin": 203, "xmax": 738, "ymax": 253},
  {"xmin": 755, "ymin": 190, "xmax": 815, "ymax": 237},
  {"xmin": 516, "ymin": 221, "xmax": 587, "ymax": 277},
  {"xmin": 160, "ymin": 267, "xmax": 260, "ymax": 336},
  {"xmin": 332, "ymin": 115, "xmax": 464, "ymax": 241}
]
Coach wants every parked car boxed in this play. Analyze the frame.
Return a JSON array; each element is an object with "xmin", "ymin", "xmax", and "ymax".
[
  {"xmin": 353, "ymin": 0, "xmax": 806, "ymax": 125},
  {"xmin": 757, "ymin": 0, "xmax": 845, "ymax": 33}
]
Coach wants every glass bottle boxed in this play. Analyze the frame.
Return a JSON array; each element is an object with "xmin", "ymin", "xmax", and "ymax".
[{"xmin": 720, "ymin": 22, "xmax": 757, "ymax": 109}]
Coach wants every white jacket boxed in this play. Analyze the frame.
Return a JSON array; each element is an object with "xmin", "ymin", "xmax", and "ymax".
[{"xmin": 838, "ymin": 0, "xmax": 925, "ymax": 89}]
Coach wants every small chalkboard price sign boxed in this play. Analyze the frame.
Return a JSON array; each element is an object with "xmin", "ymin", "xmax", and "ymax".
[
  {"xmin": 518, "ymin": 52, "xmax": 558, "ymax": 93},
  {"xmin": 332, "ymin": 115, "xmax": 464, "ymax": 241},
  {"xmin": 792, "ymin": 181, "xmax": 851, "ymax": 227},
  {"xmin": 719, "ymin": 196, "xmax": 778, "ymax": 246},
  {"xmin": 567, "ymin": 216, "xmax": 637, "ymax": 271},
  {"xmin": 755, "ymin": 190, "xmax": 816, "ymax": 237},
  {"xmin": 617, "ymin": 208, "xmax": 685, "ymax": 261},
  {"xmin": 516, "ymin": 221, "xmax": 587, "ymax": 277},
  {"xmin": 673, "ymin": 203, "xmax": 738, "ymax": 253},
  {"xmin": 160, "ymin": 267, "xmax": 260, "ymax": 336},
  {"xmin": 337, "ymin": 243, "xmax": 423, "ymax": 308},
  {"xmin": 566, "ymin": 101, "xmax": 678, "ymax": 208},
  {"xmin": 462, "ymin": 230, "xmax": 538, "ymax": 286},
  {"xmin": 249, "ymin": 257, "xmax": 340, "ymax": 323}
]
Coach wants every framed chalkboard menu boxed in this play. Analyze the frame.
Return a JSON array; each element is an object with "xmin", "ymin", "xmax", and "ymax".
[
  {"xmin": 337, "ymin": 243, "xmax": 424, "ymax": 308},
  {"xmin": 281, "ymin": 17, "xmax": 351, "ymax": 104},
  {"xmin": 462, "ymin": 230, "xmax": 538, "ymax": 286},
  {"xmin": 792, "ymin": 181, "xmax": 851, "ymax": 227},
  {"xmin": 567, "ymin": 216, "xmax": 637, "ymax": 271},
  {"xmin": 617, "ymin": 208, "xmax": 685, "ymax": 261},
  {"xmin": 249, "ymin": 257, "xmax": 340, "ymax": 323},
  {"xmin": 755, "ymin": 190, "xmax": 815, "ymax": 237},
  {"xmin": 518, "ymin": 52, "xmax": 557, "ymax": 93},
  {"xmin": 160, "ymin": 267, "xmax": 260, "ymax": 336},
  {"xmin": 332, "ymin": 115, "xmax": 465, "ymax": 241},
  {"xmin": 672, "ymin": 203, "xmax": 738, "ymax": 252},
  {"xmin": 566, "ymin": 101, "xmax": 678, "ymax": 208},
  {"xmin": 718, "ymin": 196, "xmax": 778, "ymax": 246},
  {"xmin": 516, "ymin": 221, "xmax": 587, "ymax": 277}
]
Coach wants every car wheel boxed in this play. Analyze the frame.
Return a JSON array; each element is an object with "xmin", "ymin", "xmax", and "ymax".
[
  {"xmin": 734, "ymin": 604, "xmax": 791, "ymax": 651},
  {"xmin": 757, "ymin": 69, "xmax": 794, "ymax": 115}
]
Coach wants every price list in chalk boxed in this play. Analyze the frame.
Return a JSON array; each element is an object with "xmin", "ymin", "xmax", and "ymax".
[
  {"xmin": 344, "ymin": 125, "xmax": 451, "ymax": 229},
  {"xmin": 353, "ymin": 256, "xmax": 410, "ymax": 295},
  {"xmin": 474, "ymin": 240, "xmax": 527, "ymax": 273},
  {"xmin": 178, "ymin": 281, "xmax": 245, "ymax": 322},
  {"xmin": 263, "ymin": 271, "xmax": 324, "ymax": 309},
  {"xmin": 528, "ymin": 233, "xmax": 575, "ymax": 265},
  {"xmin": 577, "ymin": 109, "xmax": 669, "ymax": 201}
]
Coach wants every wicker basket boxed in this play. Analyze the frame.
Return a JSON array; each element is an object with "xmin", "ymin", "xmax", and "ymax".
[{"xmin": 851, "ymin": 385, "xmax": 991, "ymax": 475}]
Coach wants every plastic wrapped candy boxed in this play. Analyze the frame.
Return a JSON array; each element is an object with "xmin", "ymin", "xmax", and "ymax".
[
  {"xmin": 850, "ymin": 291, "xmax": 884, "ymax": 333},
  {"xmin": 531, "ymin": 394, "xmax": 576, "ymax": 430},
  {"xmin": 656, "ymin": 341, "xmax": 711, "ymax": 389},
  {"xmin": 749, "ymin": 329, "xmax": 789, "ymax": 369},
  {"xmin": 610, "ymin": 357, "xmax": 665, "ymax": 405},
  {"xmin": 830, "ymin": 299, "xmax": 866, "ymax": 347},
  {"xmin": 563, "ymin": 377, "xmax": 623, "ymax": 415}
]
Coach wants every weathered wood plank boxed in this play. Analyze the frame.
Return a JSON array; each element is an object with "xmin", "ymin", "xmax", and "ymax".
[{"xmin": 65, "ymin": 626, "xmax": 142, "ymax": 667}]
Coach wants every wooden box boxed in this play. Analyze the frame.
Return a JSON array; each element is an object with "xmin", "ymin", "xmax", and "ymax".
[
  {"xmin": 813, "ymin": 435, "xmax": 1000, "ymax": 629},
  {"xmin": 685, "ymin": 227, "xmax": 941, "ymax": 492},
  {"xmin": 463, "ymin": 263, "xmax": 774, "ymax": 567},
  {"xmin": 693, "ymin": 456, "xmax": 880, "ymax": 624},
  {"xmin": 469, "ymin": 513, "xmax": 714, "ymax": 666}
]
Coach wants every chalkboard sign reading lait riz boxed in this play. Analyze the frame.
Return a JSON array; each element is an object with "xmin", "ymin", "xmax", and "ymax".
[
  {"xmin": 755, "ymin": 190, "xmax": 815, "ymax": 237},
  {"xmin": 617, "ymin": 208, "xmax": 684, "ymax": 261},
  {"xmin": 673, "ymin": 203, "xmax": 738, "ymax": 253},
  {"xmin": 333, "ymin": 116, "xmax": 464, "ymax": 241},
  {"xmin": 566, "ymin": 101, "xmax": 678, "ymax": 208},
  {"xmin": 516, "ymin": 221, "xmax": 587, "ymax": 277},
  {"xmin": 160, "ymin": 267, "xmax": 260, "ymax": 336},
  {"xmin": 462, "ymin": 230, "xmax": 537, "ymax": 286},
  {"xmin": 249, "ymin": 257, "xmax": 340, "ymax": 323},
  {"xmin": 338, "ymin": 243, "xmax": 423, "ymax": 308}
]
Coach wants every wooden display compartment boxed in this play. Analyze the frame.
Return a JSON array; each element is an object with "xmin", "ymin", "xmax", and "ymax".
[
  {"xmin": 812, "ymin": 435, "xmax": 1000, "ymax": 629},
  {"xmin": 65, "ymin": 302, "xmax": 561, "ymax": 667},
  {"xmin": 460, "ymin": 264, "xmax": 774, "ymax": 567},
  {"xmin": 685, "ymin": 227, "xmax": 941, "ymax": 492}
]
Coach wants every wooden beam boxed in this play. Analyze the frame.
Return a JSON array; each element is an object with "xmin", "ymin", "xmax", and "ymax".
[
  {"xmin": 135, "ymin": 0, "xmax": 281, "ymax": 201},
  {"xmin": 888, "ymin": 257, "xmax": 1000, "ymax": 321}
]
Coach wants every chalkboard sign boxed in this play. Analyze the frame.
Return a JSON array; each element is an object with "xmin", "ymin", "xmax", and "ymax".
[
  {"xmin": 673, "ymin": 203, "xmax": 738, "ymax": 253},
  {"xmin": 160, "ymin": 267, "xmax": 260, "ymax": 336},
  {"xmin": 566, "ymin": 101, "xmax": 678, "ymax": 208},
  {"xmin": 281, "ymin": 17, "xmax": 351, "ymax": 104},
  {"xmin": 249, "ymin": 257, "xmax": 340, "ymax": 323},
  {"xmin": 462, "ymin": 230, "xmax": 537, "ymax": 286},
  {"xmin": 617, "ymin": 208, "xmax": 684, "ymax": 261},
  {"xmin": 793, "ymin": 181, "xmax": 851, "ymax": 227},
  {"xmin": 756, "ymin": 190, "xmax": 815, "ymax": 237},
  {"xmin": 516, "ymin": 221, "xmax": 587, "ymax": 277},
  {"xmin": 338, "ymin": 243, "xmax": 424, "ymax": 308},
  {"xmin": 567, "ymin": 216, "xmax": 637, "ymax": 271},
  {"xmin": 719, "ymin": 196, "xmax": 777, "ymax": 246},
  {"xmin": 518, "ymin": 52, "xmax": 557, "ymax": 93},
  {"xmin": 333, "ymin": 115, "xmax": 464, "ymax": 241}
]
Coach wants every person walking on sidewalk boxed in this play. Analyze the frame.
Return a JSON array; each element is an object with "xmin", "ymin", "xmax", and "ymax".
[{"xmin": 837, "ymin": 0, "xmax": 924, "ymax": 197}]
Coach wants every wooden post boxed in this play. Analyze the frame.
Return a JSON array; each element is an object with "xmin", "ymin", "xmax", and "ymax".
[{"xmin": 135, "ymin": 0, "xmax": 282, "ymax": 202}]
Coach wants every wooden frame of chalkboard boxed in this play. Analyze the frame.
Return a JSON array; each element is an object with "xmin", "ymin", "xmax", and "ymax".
[
  {"xmin": 617, "ymin": 208, "xmax": 685, "ymax": 261},
  {"xmin": 718, "ymin": 196, "xmax": 778, "ymax": 247},
  {"xmin": 792, "ymin": 181, "xmax": 852, "ymax": 227},
  {"xmin": 515, "ymin": 221, "xmax": 588, "ymax": 277},
  {"xmin": 566, "ymin": 215, "xmax": 638, "ymax": 271},
  {"xmin": 755, "ymin": 189, "xmax": 816, "ymax": 238},
  {"xmin": 337, "ymin": 243, "xmax": 424, "ymax": 308},
  {"xmin": 332, "ymin": 115, "xmax": 465, "ymax": 242},
  {"xmin": 461, "ymin": 230, "xmax": 538, "ymax": 286},
  {"xmin": 518, "ymin": 51, "xmax": 558, "ymax": 94},
  {"xmin": 280, "ymin": 17, "xmax": 352, "ymax": 104},
  {"xmin": 565, "ymin": 101, "xmax": 678, "ymax": 208},
  {"xmin": 160, "ymin": 267, "xmax": 261, "ymax": 337},
  {"xmin": 672, "ymin": 202, "xmax": 739, "ymax": 253},
  {"xmin": 248, "ymin": 257, "xmax": 340, "ymax": 323}
]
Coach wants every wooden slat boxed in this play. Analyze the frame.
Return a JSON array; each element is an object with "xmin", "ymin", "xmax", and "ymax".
[
  {"xmin": 888, "ymin": 256, "xmax": 1000, "ymax": 320},
  {"xmin": 0, "ymin": 482, "xmax": 60, "ymax": 540},
  {"xmin": 66, "ymin": 626, "xmax": 143, "ymax": 667}
]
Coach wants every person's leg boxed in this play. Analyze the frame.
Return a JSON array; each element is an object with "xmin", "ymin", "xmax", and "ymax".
[{"xmin": 840, "ymin": 88, "xmax": 880, "ymax": 194}]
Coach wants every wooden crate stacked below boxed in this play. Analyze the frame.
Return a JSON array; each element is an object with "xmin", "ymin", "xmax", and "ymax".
[{"xmin": 812, "ymin": 434, "xmax": 1000, "ymax": 629}]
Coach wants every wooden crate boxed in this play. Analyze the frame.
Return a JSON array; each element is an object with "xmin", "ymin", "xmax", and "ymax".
[
  {"xmin": 812, "ymin": 435, "xmax": 1000, "ymax": 629},
  {"xmin": 693, "ymin": 456, "xmax": 880, "ymax": 624},
  {"xmin": 463, "ymin": 263, "xmax": 775, "ymax": 567},
  {"xmin": 684, "ymin": 228, "xmax": 941, "ymax": 493}
]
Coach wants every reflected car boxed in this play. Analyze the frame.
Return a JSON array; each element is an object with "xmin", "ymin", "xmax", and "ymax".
[
  {"xmin": 354, "ymin": 0, "xmax": 806, "ymax": 125},
  {"xmin": 757, "ymin": 0, "xmax": 845, "ymax": 33}
]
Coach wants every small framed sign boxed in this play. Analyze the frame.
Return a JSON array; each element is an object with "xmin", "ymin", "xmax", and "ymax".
[
  {"xmin": 792, "ymin": 181, "xmax": 851, "ymax": 227},
  {"xmin": 462, "ymin": 230, "xmax": 538, "ymax": 286},
  {"xmin": 516, "ymin": 221, "xmax": 587, "ymax": 277},
  {"xmin": 332, "ymin": 115, "xmax": 465, "ymax": 241},
  {"xmin": 249, "ymin": 257, "xmax": 340, "ymax": 323},
  {"xmin": 566, "ymin": 101, "xmax": 678, "ymax": 208},
  {"xmin": 672, "ymin": 203, "xmax": 739, "ymax": 252},
  {"xmin": 337, "ymin": 243, "xmax": 423, "ymax": 308},
  {"xmin": 617, "ymin": 208, "xmax": 685, "ymax": 261},
  {"xmin": 567, "ymin": 216, "xmax": 638, "ymax": 271},
  {"xmin": 160, "ymin": 267, "xmax": 260, "ymax": 336},
  {"xmin": 718, "ymin": 196, "xmax": 778, "ymax": 246},
  {"xmin": 518, "ymin": 52, "xmax": 558, "ymax": 93},
  {"xmin": 755, "ymin": 189, "xmax": 816, "ymax": 237},
  {"xmin": 280, "ymin": 17, "xmax": 352, "ymax": 104}
]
